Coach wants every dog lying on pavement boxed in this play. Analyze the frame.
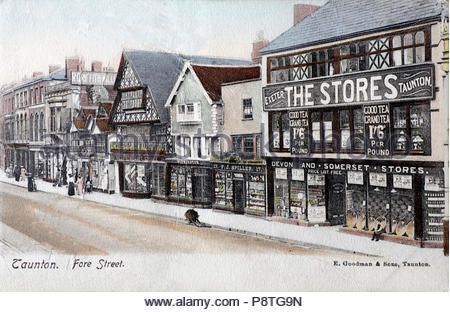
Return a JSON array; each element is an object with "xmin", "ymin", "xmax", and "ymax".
[{"xmin": 184, "ymin": 209, "xmax": 210, "ymax": 227}]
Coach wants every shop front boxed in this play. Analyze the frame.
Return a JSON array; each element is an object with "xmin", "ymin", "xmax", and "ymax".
[
  {"xmin": 211, "ymin": 162, "xmax": 266, "ymax": 216},
  {"xmin": 166, "ymin": 159, "xmax": 212, "ymax": 207},
  {"xmin": 267, "ymin": 157, "xmax": 445, "ymax": 245},
  {"xmin": 111, "ymin": 150, "xmax": 165, "ymax": 199}
]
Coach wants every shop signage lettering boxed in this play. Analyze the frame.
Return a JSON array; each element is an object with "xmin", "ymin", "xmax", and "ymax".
[
  {"xmin": 211, "ymin": 163, "xmax": 264, "ymax": 172},
  {"xmin": 71, "ymin": 71, "xmax": 116, "ymax": 86},
  {"xmin": 289, "ymin": 110, "xmax": 309, "ymax": 155},
  {"xmin": 364, "ymin": 104, "xmax": 390, "ymax": 157},
  {"xmin": 263, "ymin": 64, "xmax": 434, "ymax": 110}
]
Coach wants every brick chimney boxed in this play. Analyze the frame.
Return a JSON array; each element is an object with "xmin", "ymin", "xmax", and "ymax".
[
  {"xmin": 65, "ymin": 56, "xmax": 84, "ymax": 79},
  {"xmin": 91, "ymin": 61, "xmax": 102, "ymax": 72},
  {"xmin": 32, "ymin": 72, "xmax": 43, "ymax": 78},
  {"xmin": 294, "ymin": 4, "xmax": 320, "ymax": 25},
  {"xmin": 251, "ymin": 30, "xmax": 269, "ymax": 64},
  {"xmin": 49, "ymin": 65, "xmax": 61, "ymax": 74}
]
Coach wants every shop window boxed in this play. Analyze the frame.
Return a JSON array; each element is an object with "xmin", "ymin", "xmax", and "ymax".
[
  {"xmin": 152, "ymin": 164, "xmax": 165, "ymax": 196},
  {"xmin": 123, "ymin": 163, "xmax": 147, "ymax": 193},
  {"xmin": 243, "ymin": 98, "xmax": 253, "ymax": 119},
  {"xmin": 353, "ymin": 108, "xmax": 364, "ymax": 151},
  {"xmin": 311, "ymin": 112, "xmax": 321, "ymax": 152},
  {"xmin": 214, "ymin": 171, "xmax": 227, "ymax": 206},
  {"xmin": 274, "ymin": 168, "xmax": 289, "ymax": 217},
  {"xmin": 290, "ymin": 169, "xmax": 306, "ymax": 221},
  {"xmin": 323, "ymin": 112, "xmax": 333, "ymax": 151},
  {"xmin": 392, "ymin": 103, "xmax": 430, "ymax": 155},
  {"xmin": 339, "ymin": 110, "xmax": 351, "ymax": 150},
  {"xmin": 247, "ymin": 174, "xmax": 265, "ymax": 214},
  {"xmin": 192, "ymin": 168, "xmax": 211, "ymax": 202},
  {"xmin": 170, "ymin": 166, "xmax": 187, "ymax": 198}
]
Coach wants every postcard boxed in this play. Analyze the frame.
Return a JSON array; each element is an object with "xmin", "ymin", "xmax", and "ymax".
[{"xmin": 0, "ymin": 0, "xmax": 448, "ymax": 310}]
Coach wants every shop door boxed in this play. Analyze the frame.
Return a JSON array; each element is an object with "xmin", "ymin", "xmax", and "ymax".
[
  {"xmin": 326, "ymin": 174, "xmax": 346, "ymax": 225},
  {"xmin": 233, "ymin": 179, "xmax": 245, "ymax": 214}
]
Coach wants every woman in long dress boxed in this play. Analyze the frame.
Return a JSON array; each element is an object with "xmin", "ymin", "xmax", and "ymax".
[
  {"xmin": 77, "ymin": 176, "xmax": 84, "ymax": 197},
  {"xmin": 68, "ymin": 175, "xmax": 75, "ymax": 196}
]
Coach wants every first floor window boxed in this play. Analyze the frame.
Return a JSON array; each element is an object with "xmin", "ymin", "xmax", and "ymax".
[{"xmin": 243, "ymin": 98, "xmax": 253, "ymax": 119}]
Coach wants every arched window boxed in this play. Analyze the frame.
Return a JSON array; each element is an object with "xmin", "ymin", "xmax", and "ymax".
[
  {"xmin": 403, "ymin": 33, "xmax": 414, "ymax": 64},
  {"xmin": 34, "ymin": 113, "xmax": 39, "ymax": 142}
]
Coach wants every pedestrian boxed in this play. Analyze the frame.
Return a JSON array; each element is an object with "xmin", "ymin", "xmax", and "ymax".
[
  {"xmin": 371, "ymin": 216, "xmax": 386, "ymax": 242},
  {"xmin": 27, "ymin": 175, "xmax": 35, "ymax": 192},
  {"xmin": 14, "ymin": 166, "xmax": 20, "ymax": 182},
  {"xmin": 85, "ymin": 178, "xmax": 92, "ymax": 193},
  {"xmin": 68, "ymin": 174, "xmax": 75, "ymax": 196},
  {"xmin": 77, "ymin": 175, "xmax": 84, "ymax": 198},
  {"xmin": 20, "ymin": 166, "xmax": 26, "ymax": 181}
]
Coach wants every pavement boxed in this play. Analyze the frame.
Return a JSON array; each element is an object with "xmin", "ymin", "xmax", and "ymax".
[{"xmin": 0, "ymin": 172, "xmax": 447, "ymax": 262}]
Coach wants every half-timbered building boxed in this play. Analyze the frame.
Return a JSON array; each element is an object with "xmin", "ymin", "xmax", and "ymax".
[
  {"xmin": 259, "ymin": 0, "xmax": 448, "ymax": 247},
  {"xmin": 109, "ymin": 50, "xmax": 252, "ymax": 199}
]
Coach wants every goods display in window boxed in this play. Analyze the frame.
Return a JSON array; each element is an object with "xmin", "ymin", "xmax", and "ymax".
[
  {"xmin": 346, "ymin": 171, "xmax": 365, "ymax": 229},
  {"xmin": 423, "ymin": 174, "xmax": 445, "ymax": 241},
  {"xmin": 246, "ymin": 174, "xmax": 265, "ymax": 215},
  {"xmin": 214, "ymin": 171, "xmax": 226, "ymax": 206},
  {"xmin": 307, "ymin": 174, "xmax": 326, "ymax": 222}
]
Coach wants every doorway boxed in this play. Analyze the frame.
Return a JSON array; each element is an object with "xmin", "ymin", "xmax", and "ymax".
[
  {"xmin": 327, "ymin": 174, "xmax": 346, "ymax": 225},
  {"xmin": 233, "ymin": 179, "xmax": 245, "ymax": 214}
]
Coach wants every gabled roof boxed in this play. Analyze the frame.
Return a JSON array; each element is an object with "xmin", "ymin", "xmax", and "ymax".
[
  {"xmin": 73, "ymin": 117, "xmax": 86, "ymax": 130},
  {"xmin": 260, "ymin": 0, "xmax": 447, "ymax": 55},
  {"xmin": 191, "ymin": 65, "xmax": 260, "ymax": 101},
  {"xmin": 95, "ymin": 119, "xmax": 114, "ymax": 132},
  {"xmin": 112, "ymin": 50, "xmax": 253, "ymax": 123}
]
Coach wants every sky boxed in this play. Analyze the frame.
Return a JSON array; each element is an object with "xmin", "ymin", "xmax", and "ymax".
[{"xmin": 0, "ymin": 0, "xmax": 327, "ymax": 87}]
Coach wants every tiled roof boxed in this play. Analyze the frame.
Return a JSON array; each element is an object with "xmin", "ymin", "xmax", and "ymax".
[
  {"xmin": 96, "ymin": 119, "xmax": 114, "ymax": 132},
  {"xmin": 122, "ymin": 50, "xmax": 252, "ymax": 123},
  {"xmin": 13, "ymin": 69, "xmax": 66, "ymax": 91},
  {"xmin": 73, "ymin": 118, "xmax": 86, "ymax": 130},
  {"xmin": 191, "ymin": 65, "xmax": 260, "ymax": 101},
  {"xmin": 82, "ymin": 108, "xmax": 96, "ymax": 118},
  {"xmin": 260, "ymin": 0, "xmax": 447, "ymax": 55},
  {"xmin": 101, "ymin": 102, "xmax": 113, "ymax": 115}
]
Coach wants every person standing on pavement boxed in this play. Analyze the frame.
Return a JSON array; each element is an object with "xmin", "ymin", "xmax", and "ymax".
[
  {"xmin": 53, "ymin": 169, "xmax": 61, "ymax": 187},
  {"xmin": 13, "ymin": 166, "xmax": 20, "ymax": 182},
  {"xmin": 68, "ymin": 174, "xmax": 75, "ymax": 196},
  {"xmin": 20, "ymin": 166, "xmax": 26, "ymax": 181}
]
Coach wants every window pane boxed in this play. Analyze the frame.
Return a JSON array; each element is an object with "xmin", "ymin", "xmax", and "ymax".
[
  {"xmin": 404, "ymin": 33, "xmax": 413, "ymax": 46},
  {"xmin": 312, "ymin": 112, "xmax": 321, "ymax": 150},
  {"xmin": 323, "ymin": 112, "xmax": 333, "ymax": 150},
  {"xmin": 410, "ymin": 104, "xmax": 430, "ymax": 153},
  {"xmin": 340, "ymin": 110, "xmax": 350, "ymax": 149},
  {"xmin": 415, "ymin": 31, "xmax": 425, "ymax": 44},
  {"xmin": 272, "ymin": 113, "xmax": 280, "ymax": 149},
  {"xmin": 282, "ymin": 113, "xmax": 290, "ymax": 149},
  {"xmin": 393, "ymin": 106, "xmax": 408, "ymax": 151},
  {"xmin": 416, "ymin": 46, "xmax": 425, "ymax": 63},
  {"xmin": 393, "ymin": 35, "xmax": 402, "ymax": 48},
  {"xmin": 404, "ymin": 47, "xmax": 414, "ymax": 64}
]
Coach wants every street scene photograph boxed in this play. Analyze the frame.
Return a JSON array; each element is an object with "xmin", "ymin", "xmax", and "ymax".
[{"xmin": 0, "ymin": 0, "xmax": 449, "ymax": 303}]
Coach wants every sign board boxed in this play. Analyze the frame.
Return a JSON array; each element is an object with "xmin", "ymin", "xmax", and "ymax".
[
  {"xmin": 364, "ymin": 104, "xmax": 390, "ymax": 157},
  {"xmin": 263, "ymin": 63, "xmax": 434, "ymax": 111},
  {"xmin": 289, "ymin": 110, "xmax": 309, "ymax": 155},
  {"xmin": 71, "ymin": 71, "xmax": 116, "ymax": 86}
]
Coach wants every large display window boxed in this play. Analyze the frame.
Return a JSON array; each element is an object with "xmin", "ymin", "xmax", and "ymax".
[
  {"xmin": 307, "ymin": 173, "xmax": 326, "ymax": 222},
  {"xmin": 390, "ymin": 174, "xmax": 414, "ymax": 239},
  {"xmin": 290, "ymin": 169, "xmax": 306, "ymax": 221},
  {"xmin": 124, "ymin": 163, "xmax": 147, "ymax": 193},
  {"xmin": 274, "ymin": 168, "xmax": 290, "ymax": 218},
  {"xmin": 246, "ymin": 174, "xmax": 265, "ymax": 215},
  {"xmin": 152, "ymin": 163, "xmax": 165, "ymax": 196},
  {"xmin": 345, "ymin": 171, "xmax": 366, "ymax": 230}
]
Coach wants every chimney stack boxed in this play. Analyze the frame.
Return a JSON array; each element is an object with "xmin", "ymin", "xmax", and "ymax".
[
  {"xmin": 294, "ymin": 4, "xmax": 320, "ymax": 25},
  {"xmin": 65, "ymin": 56, "xmax": 84, "ymax": 79},
  {"xmin": 91, "ymin": 61, "xmax": 102, "ymax": 72},
  {"xmin": 251, "ymin": 30, "xmax": 269, "ymax": 64}
]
